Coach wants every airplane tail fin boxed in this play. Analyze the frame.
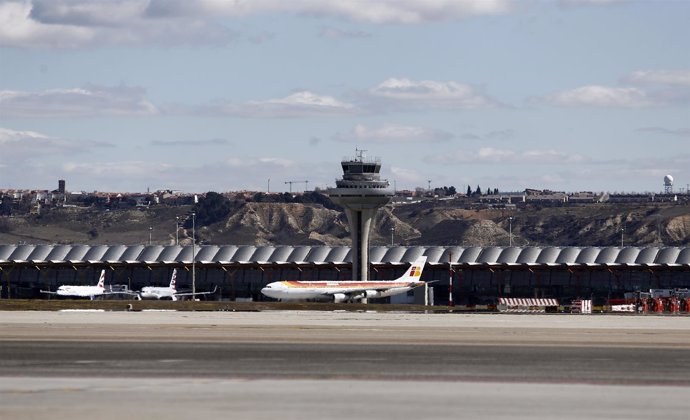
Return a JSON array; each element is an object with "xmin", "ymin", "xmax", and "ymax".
[
  {"xmin": 169, "ymin": 269, "xmax": 177, "ymax": 290},
  {"xmin": 97, "ymin": 269, "xmax": 106, "ymax": 289},
  {"xmin": 396, "ymin": 256, "xmax": 427, "ymax": 282}
]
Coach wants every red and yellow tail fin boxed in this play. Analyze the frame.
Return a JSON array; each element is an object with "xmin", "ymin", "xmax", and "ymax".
[{"xmin": 396, "ymin": 256, "xmax": 427, "ymax": 282}]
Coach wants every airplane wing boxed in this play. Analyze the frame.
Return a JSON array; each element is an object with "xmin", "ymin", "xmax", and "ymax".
[
  {"xmin": 316, "ymin": 281, "xmax": 429, "ymax": 301},
  {"xmin": 173, "ymin": 286, "xmax": 218, "ymax": 297},
  {"xmin": 102, "ymin": 291, "xmax": 140, "ymax": 297},
  {"xmin": 325, "ymin": 283, "xmax": 419, "ymax": 294},
  {"xmin": 40, "ymin": 290, "xmax": 58, "ymax": 295}
]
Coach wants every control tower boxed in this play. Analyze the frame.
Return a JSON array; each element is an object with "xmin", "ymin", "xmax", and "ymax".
[{"xmin": 327, "ymin": 149, "xmax": 394, "ymax": 281}]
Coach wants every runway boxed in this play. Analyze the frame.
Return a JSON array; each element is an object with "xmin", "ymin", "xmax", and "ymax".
[{"xmin": 2, "ymin": 311, "xmax": 690, "ymax": 419}]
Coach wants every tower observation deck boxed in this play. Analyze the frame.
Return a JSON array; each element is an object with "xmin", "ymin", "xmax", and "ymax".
[{"xmin": 327, "ymin": 149, "xmax": 394, "ymax": 282}]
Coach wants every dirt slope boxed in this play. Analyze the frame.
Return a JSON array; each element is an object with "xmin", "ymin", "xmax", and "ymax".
[{"xmin": 1, "ymin": 201, "xmax": 689, "ymax": 247}]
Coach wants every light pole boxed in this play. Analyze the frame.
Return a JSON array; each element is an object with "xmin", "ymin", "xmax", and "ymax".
[
  {"xmin": 508, "ymin": 217, "xmax": 513, "ymax": 247},
  {"xmin": 175, "ymin": 216, "xmax": 179, "ymax": 245},
  {"xmin": 390, "ymin": 227, "xmax": 395, "ymax": 246},
  {"xmin": 192, "ymin": 212, "xmax": 196, "ymax": 298},
  {"xmin": 149, "ymin": 226, "xmax": 152, "ymax": 245},
  {"xmin": 620, "ymin": 227, "xmax": 624, "ymax": 247},
  {"xmin": 448, "ymin": 252, "xmax": 454, "ymax": 308}
]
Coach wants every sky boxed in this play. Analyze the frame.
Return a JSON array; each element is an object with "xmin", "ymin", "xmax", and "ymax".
[{"xmin": 0, "ymin": 0, "xmax": 689, "ymax": 194}]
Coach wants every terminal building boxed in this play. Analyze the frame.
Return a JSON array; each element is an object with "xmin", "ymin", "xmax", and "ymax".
[{"xmin": 1, "ymin": 244, "xmax": 690, "ymax": 305}]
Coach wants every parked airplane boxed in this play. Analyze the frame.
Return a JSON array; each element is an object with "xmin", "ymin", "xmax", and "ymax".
[
  {"xmin": 261, "ymin": 256, "xmax": 428, "ymax": 302},
  {"xmin": 41, "ymin": 269, "xmax": 128, "ymax": 300},
  {"xmin": 137, "ymin": 269, "xmax": 216, "ymax": 301}
]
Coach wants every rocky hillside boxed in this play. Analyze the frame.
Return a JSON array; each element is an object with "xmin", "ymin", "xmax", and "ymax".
[{"xmin": 1, "ymin": 200, "xmax": 689, "ymax": 247}]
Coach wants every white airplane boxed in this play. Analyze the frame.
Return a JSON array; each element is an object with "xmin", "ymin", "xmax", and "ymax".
[
  {"xmin": 41, "ymin": 269, "xmax": 127, "ymax": 300},
  {"xmin": 137, "ymin": 269, "xmax": 216, "ymax": 301},
  {"xmin": 261, "ymin": 256, "xmax": 428, "ymax": 303}
]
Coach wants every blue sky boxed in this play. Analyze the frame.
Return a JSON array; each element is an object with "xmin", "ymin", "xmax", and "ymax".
[{"xmin": 1, "ymin": 0, "xmax": 688, "ymax": 194}]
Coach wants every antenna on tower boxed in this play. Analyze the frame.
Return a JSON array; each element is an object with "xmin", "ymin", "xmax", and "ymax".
[{"xmin": 355, "ymin": 148, "xmax": 367, "ymax": 161}]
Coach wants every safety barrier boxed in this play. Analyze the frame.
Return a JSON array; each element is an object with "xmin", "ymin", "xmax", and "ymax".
[
  {"xmin": 497, "ymin": 298, "xmax": 559, "ymax": 313},
  {"xmin": 571, "ymin": 299, "xmax": 592, "ymax": 314}
]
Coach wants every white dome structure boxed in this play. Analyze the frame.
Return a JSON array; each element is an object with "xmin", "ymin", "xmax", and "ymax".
[{"xmin": 664, "ymin": 175, "xmax": 674, "ymax": 193}]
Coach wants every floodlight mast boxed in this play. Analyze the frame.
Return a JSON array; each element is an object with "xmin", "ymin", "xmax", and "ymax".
[{"xmin": 192, "ymin": 212, "xmax": 196, "ymax": 300}]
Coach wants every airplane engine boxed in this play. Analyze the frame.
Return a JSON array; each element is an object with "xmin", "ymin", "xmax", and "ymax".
[
  {"xmin": 364, "ymin": 290, "xmax": 382, "ymax": 298},
  {"xmin": 332, "ymin": 293, "xmax": 348, "ymax": 303}
]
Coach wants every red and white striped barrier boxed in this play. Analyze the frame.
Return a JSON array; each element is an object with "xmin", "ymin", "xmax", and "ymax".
[{"xmin": 497, "ymin": 298, "xmax": 559, "ymax": 313}]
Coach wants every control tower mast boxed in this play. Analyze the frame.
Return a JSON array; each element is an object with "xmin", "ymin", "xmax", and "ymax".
[{"xmin": 327, "ymin": 149, "xmax": 394, "ymax": 282}]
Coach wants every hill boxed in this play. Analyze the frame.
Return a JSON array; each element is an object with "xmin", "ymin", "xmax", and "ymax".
[{"xmin": 1, "ymin": 199, "xmax": 689, "ymax": 247}]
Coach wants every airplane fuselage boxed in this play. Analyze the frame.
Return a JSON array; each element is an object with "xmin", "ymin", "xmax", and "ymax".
[
  {"xmin": 139, "ymin": 287, "xmax": 176, "ymax": 300},
  {"xmin": 261, "ymin": 256, "xmax": 428, "ymax": 303},
  {"xmin": 261, "ymin": 280, "xmax": 417, "ymax": 301},
  {"xmin": 56, "ymin": 286, "xmax": 104, "ymax": 298}
]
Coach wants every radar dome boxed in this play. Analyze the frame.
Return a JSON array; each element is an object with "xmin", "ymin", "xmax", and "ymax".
[{"xmin": 664, "ymin": 175, "xmax": 674, "ymax": 186}]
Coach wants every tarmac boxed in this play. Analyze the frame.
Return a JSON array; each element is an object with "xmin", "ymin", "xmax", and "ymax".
[{"xmin": 1, "ymin": 311, "xmax": 690, "ymax": 419}]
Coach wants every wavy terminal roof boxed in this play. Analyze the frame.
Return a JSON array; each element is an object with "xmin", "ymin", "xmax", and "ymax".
[{"xmin": 2, "ymin": 245, "xmax": 690, "ymax": 268}]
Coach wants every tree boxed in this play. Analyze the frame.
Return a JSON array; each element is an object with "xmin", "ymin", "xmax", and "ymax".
[
  {"xmin": 467, "ymin": 185, "xmax": 472, "ymax": 196},
  {"xmin": 192, "ymin": 191, "xmax": 232, "ymax": 226},
  {"xmin": 475, "ymin": 185, "xmax": 482, "ymax": 196}
]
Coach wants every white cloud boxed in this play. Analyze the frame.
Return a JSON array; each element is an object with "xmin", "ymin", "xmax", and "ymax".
[
  {"xmin": 224, "ymin": 157, "xmax": 296, "ymax": 169},
  {"xmin": 390, "ymin": 166, "xmax": 425, "ymax": 183},
  {"xmin": 63, "ymin": 161, "xmax": 173, "ymax": 177},
  {"xmin": 0, "ymin": 0, "xmax": 238, "ymax": 48},
  {"xmin": 540, "ymin": 69, "xmax": 690, "ymax": 109},
  {"xmin": 2, "ymin": 0, "xmax": 514, "ymax": 48},
  {"xmin": 0, "ymin": 1, "xmax": 93, "ymax": 48},
  {"xmin": 292, "ymin": 0, "xmax": 514, "ymax": 23},
  {"xmin": 214, "ymin": 156, "xmax": 335, "ymax": 191},
  {"xmin": 29, "ymin": 0, "xmax": 148, "ymax": 27},
  {"xmin": 146, "ymin": 0, "xmax": 514, "ymax": 24},
  {"xmin": 198, "ymin": 91, "xmax": 357, "ymax": 118},
  {"xmin": 2, "ymin": 153, "xmax": 330, "ymax": 193},
  {"xmin": 625, "ymin": 70, "xmax": 690, "ymax": 87},
  {"xmin": 319, "ymin": 27, "xmax": 371, "ymax": 39},
  {"xmin": 0, "ymin": 127, "xmax": 50, "ymax": 143},
  {"xmin": 365, "ymin": 78, "xmax": 500, "ymax": 111},
  {"xmin": 485, "ymin": 129, "xmax": 516, "ymax": 140},
  {"xmin": 0, "ymin": 85, "xmax": 158, "ymax": 117},
  {"xmin": 541, "ymin": 85, "xmax": 654, "ymax": 108},
  {"xmin": 559, "ymin": 0, "xmax": 630, "ymax": 6},
  {"xmin": 151, "ymin": 138, "xmax": 230, "ymax": 147},
  {"xmin": 196, "ymin": 80, "xmax": 499, "ymax": 117},
  {"xmin": 636, "ymin": 127, "xmax": 690, "ymax": 138},
  {"xmin": 458, "ymin": 129, "xmax": 515, "ymax": 141},
  {"xmin": 426, "ymin": 147, "xmax": 587, "ymax": 164},
  {"xmin": 333, "ymin": 123, "xmax": 452, "ymax": 143},
  {"xmin": 0, "ymin": 127, "xmax": 111, "ymax": 160},
  {"xmin": 262, "ymin": 91, "xmax": 351, "ymax": 108}
]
